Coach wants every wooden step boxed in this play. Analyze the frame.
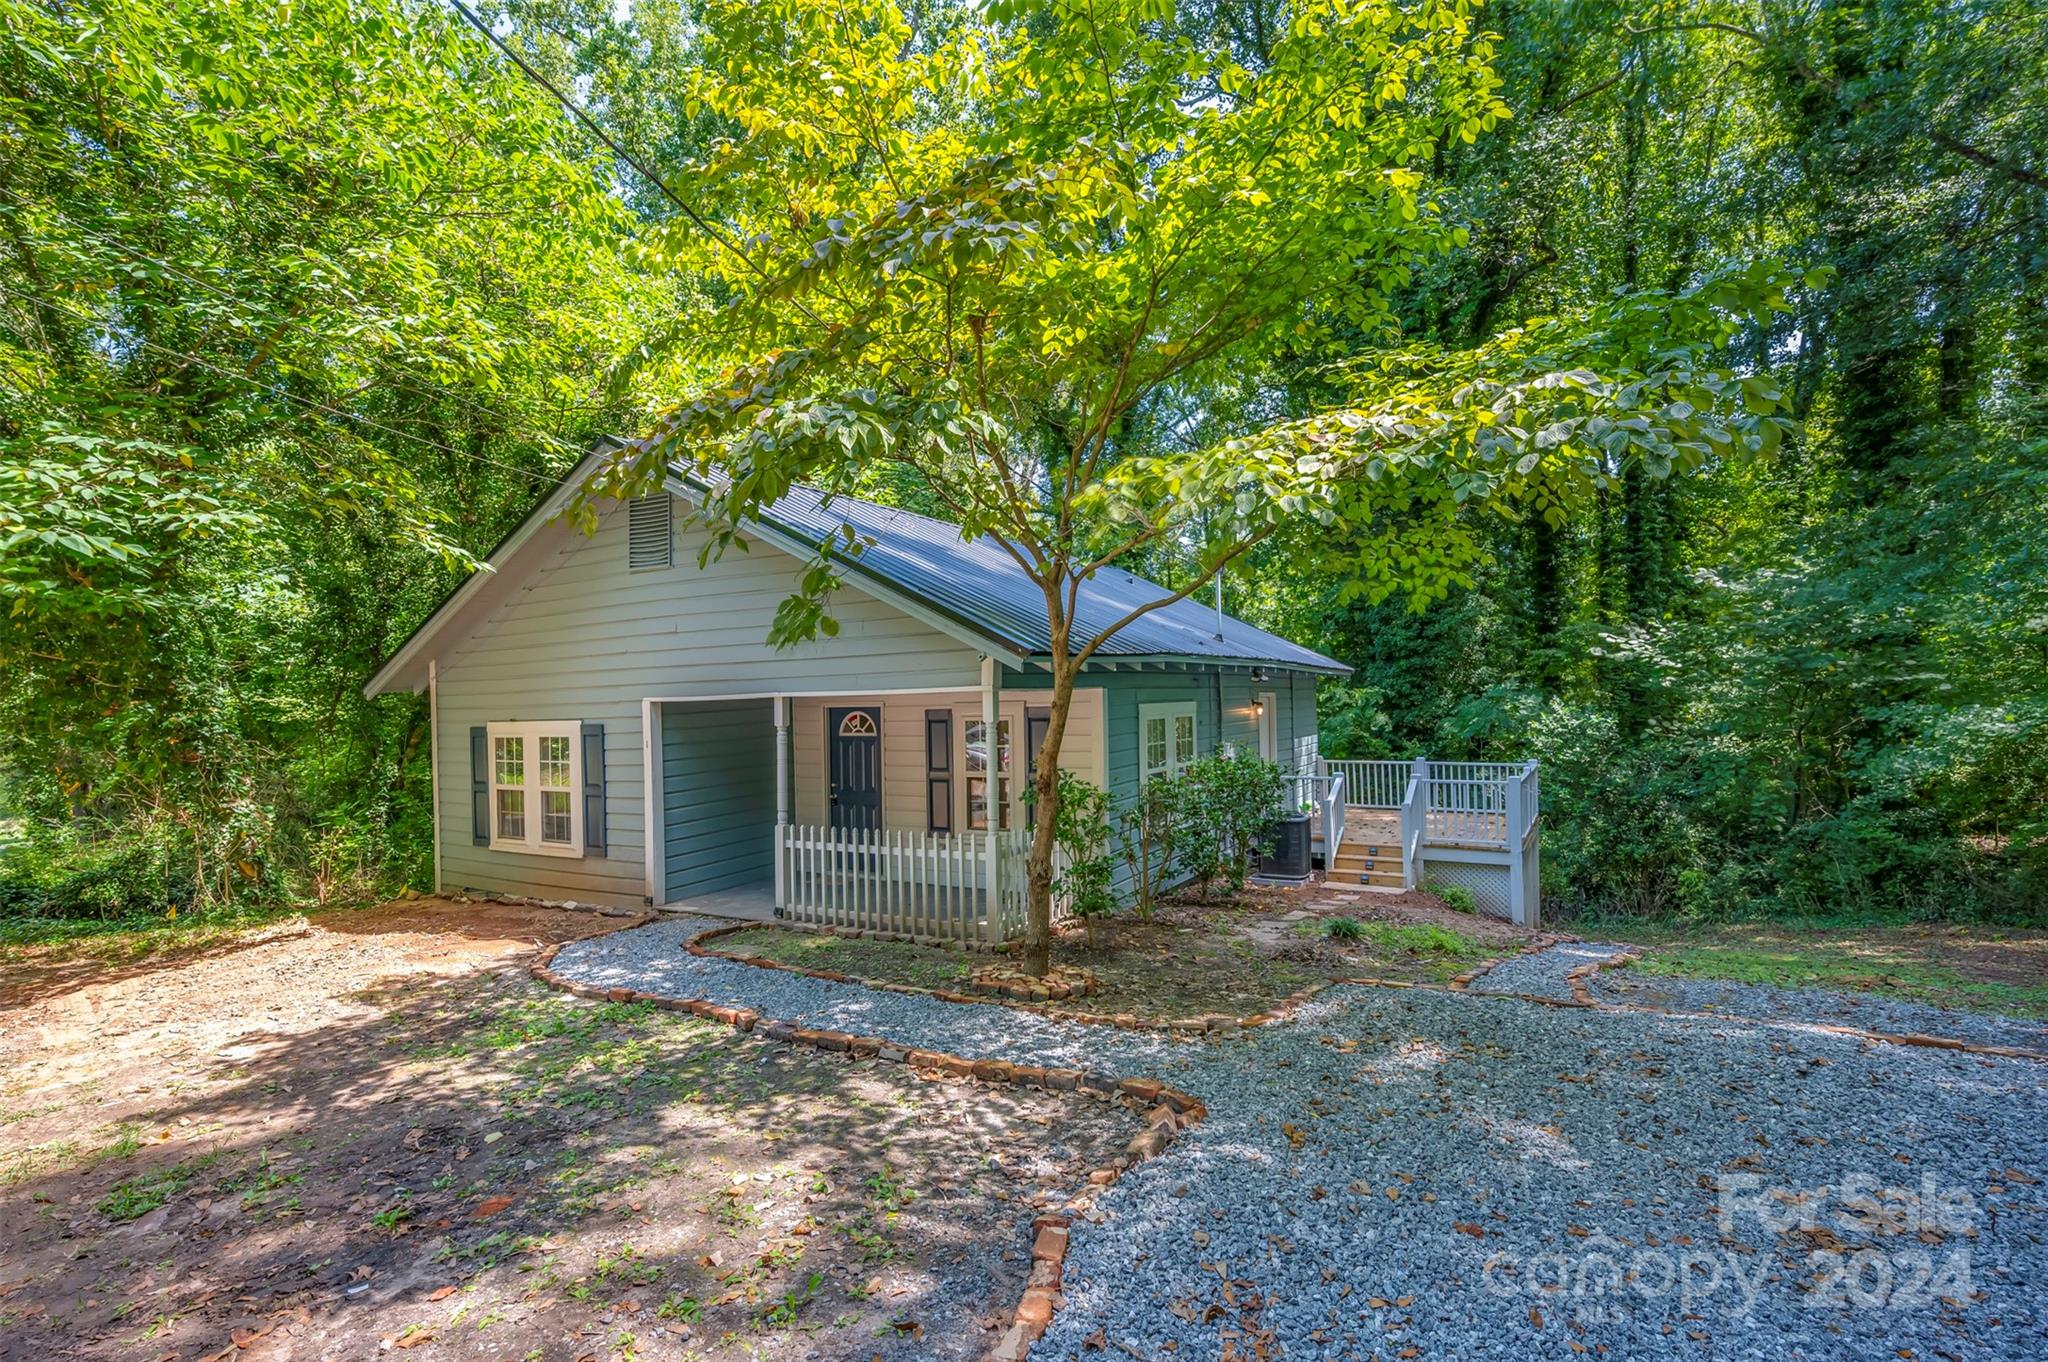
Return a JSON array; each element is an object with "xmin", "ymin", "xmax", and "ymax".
[{"xmin": 1330, "ymin": 850, "xmax": 1400, "ymax": 869}]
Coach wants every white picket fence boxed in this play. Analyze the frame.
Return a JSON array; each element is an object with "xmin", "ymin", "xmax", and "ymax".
[{"xmin": 774, "ymin": 823, "xmax": 1036, "ymax": 946}]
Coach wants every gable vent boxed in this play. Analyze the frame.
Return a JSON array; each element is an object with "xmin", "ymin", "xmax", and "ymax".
[{"xmin": 627, "ymin": 494, "xmax": 672, "ymax": 569}]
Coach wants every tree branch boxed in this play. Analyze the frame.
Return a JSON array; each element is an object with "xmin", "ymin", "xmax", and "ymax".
[{"xmin": 1929, "ymin": 130, "xmax": 2048, "ymax": 190}]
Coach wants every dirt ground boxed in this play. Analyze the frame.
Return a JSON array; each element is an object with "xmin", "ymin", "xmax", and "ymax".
[
  {"xmin": 718, "ymin": 885, "xmax": 1528, "ymax": 1022},
  {"xmin": 0, "ymin": 899, "xmax": 1139, "ymax": 1361}
]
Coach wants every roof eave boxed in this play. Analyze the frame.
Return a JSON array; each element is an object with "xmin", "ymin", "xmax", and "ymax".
[{"xmin": 1044, "ymin": 652, "xmax": 1352, "ymax": 677}]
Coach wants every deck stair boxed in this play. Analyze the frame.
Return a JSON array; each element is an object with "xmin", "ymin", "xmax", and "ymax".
[{"xmin": 1326, "ymin": 809, "xmax": 1404, "ymax": 889}]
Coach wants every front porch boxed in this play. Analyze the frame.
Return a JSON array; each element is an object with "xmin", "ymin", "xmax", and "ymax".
[{"xmin": 647, "ymin": 670, "xmax": 1099, "ymax": 946}]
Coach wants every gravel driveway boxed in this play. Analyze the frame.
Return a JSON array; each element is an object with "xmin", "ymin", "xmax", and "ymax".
[{"xmin": 551, "ymin": 922, "xmax": 2048, "ymax": 1360}]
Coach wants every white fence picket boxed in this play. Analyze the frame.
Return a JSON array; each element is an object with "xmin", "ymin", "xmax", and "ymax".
[{"xmin": 773, "ymin": 823, "xmax": 1036, "ymax": 948}]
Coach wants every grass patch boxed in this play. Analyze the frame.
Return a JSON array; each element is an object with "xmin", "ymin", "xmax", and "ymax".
[
  {"xmin": 715, "ymin": 928, "xmax": 974, "ymax": 989},
  {"xmin": 98, "ymin": 1152, "xmax": 221, "ymax": 1222},
  {"xmin": 1357, "ymin": 921, "xmax": 1491, "ymax": 959},
  {"xmin": 0, "ymin": 910, "xmax": 304, "ymax": 962},
  {"xmin": 1297, "ymin": 917, "xmax": 1488, "ymax": 962},
  {"xmin": 1586, "ymin": 919, "xmax": 2048, "ymax": 1018}
]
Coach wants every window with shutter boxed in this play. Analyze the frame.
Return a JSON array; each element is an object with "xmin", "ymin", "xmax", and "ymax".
[{"xmin": 484, "ymin": 721, "xmax": 586, "ymax": 856}]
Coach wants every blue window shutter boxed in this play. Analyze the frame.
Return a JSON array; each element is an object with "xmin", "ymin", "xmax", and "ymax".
[
  {"xmin": 582, "ymin": 722, "xmax": 606, "ymax": 855},
  {"xmin": 469, "ymin": 727, "xmax": 489, "ymax": 846}
]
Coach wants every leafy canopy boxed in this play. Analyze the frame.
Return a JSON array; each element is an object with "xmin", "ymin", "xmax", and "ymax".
[
  {"xmin": 591, "ymin": 0, "xmax": 1516, "ymax": 624},
  {"xmin": 590, "ymin": 0, "xmax": 1795, "ymax": 657}
]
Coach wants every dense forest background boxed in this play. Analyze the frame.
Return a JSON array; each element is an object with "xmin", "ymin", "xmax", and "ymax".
[{"xmin": 3, "ymin": 0, "xmax": 2043, "ymax": 930}]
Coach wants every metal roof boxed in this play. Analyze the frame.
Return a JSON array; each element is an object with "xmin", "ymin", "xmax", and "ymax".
[{"xmin": 704, "ymin": 473, "xmax": 1349, "ymax": 675}]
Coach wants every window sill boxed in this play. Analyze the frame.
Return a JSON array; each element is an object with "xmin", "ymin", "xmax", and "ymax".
[{"xmin": 487, "ymin": 839, "xmax": 586, "ymax": 859}]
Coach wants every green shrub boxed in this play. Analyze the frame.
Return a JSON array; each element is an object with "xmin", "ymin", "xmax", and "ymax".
[
  {"xmin": 1322, "ymin": 916, "xmax": 1365, "ymax": 941},
  {"xmin": 1115, "ymin": 776, "xmax": 1180, "ymax": 917},
  {"xmin": 1041, "ymin": 772, "xmax": 1118, "ymax": 940},
  {"xmin": 1175, "ymin": 752, "xmax": 1289, "ymax": 900},
  {"xmin": 0, "ymin": 827, "xmax": 197, "ymax": 924},
  {"xmin": 1435, "ymin": 883, "xmax": 1476, "ymax": 914}
]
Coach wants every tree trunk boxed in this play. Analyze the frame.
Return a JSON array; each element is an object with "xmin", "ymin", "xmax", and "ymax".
[{"xmin": 1019, "ymin": 637, "xmax": 1076, "ymax": 977}]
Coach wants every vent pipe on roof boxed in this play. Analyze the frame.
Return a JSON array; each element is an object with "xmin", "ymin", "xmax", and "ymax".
[{"xmin": 1214, "ymin": 569, "xmax": 1225, "ymax": 640}]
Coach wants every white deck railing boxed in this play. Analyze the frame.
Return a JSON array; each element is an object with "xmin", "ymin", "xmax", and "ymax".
[
  {"xmin": 775, "ymin": 823, "xmax": 1033, "ymax": 946},
  {"xmin": 1319, "ymin": 757, "xmax": 1537, "ymax": 851},
  {"xmin": 1321, "ymin": 760, "xmax": 1411, "ymax": 810},
  {"xmin": 1316, "ymin": 756, "xmax": 1542, "ymax": 927}
]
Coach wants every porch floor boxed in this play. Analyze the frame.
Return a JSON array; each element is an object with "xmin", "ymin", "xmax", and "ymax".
[{"xmin": 658, "ymin": 879, "xmax": 776, "ymax": 922}]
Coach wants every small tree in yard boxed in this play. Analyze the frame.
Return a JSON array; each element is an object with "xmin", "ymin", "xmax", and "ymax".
[
  {"xmin": 1042, "ymin": 772, "xmax": 1119, "ymax": 947},
  {"xmin": 584, "ymin": 0, "xmax": 1802, "ymax": 974},
  {"xmin": 1117, "ymin": 778, "xmax": 1180, "ymax": 919}
]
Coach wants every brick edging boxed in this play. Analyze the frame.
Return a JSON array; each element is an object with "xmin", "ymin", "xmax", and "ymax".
[
  {"xmin": 526, "ymin": 940, "xmax": 1206, "ymax": 1361},
  {"xmin": 684, "ymin": 919, "xmax": 1333, "ymax": 1036}
]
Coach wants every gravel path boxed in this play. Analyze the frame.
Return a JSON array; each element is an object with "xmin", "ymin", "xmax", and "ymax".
[
  {"xmin": 1464, "ymin": 939, "xmax": 1632, "ymax": 999},
  {"xmin": 551, "ymin": 920, "xmax": 2048, "ymax": 1360},
  {"xmin": 1589, "ymin": 968, "xmax": 2048, "ymax": 1054}
]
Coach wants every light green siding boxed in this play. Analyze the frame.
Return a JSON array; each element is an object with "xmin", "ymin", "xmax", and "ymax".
[
  {"xmin": 432, "ymin": 497, "xmax": 985, "ymax": 908},
  {"xmin": 662, "ymin": 699, "xmax": 776, "ymax": 898}
]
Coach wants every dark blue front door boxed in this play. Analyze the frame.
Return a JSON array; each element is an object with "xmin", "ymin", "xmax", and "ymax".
[{"xmin": 828, "ymin": 707, "xmax": 882, "ymax": 833}]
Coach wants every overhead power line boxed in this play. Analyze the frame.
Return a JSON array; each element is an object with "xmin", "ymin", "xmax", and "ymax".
[{"xmin": 443, "ymin": 0, "xmax": 830, "ymax": 330}]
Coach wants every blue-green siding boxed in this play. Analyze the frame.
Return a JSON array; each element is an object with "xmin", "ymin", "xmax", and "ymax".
[
  {"xmin": 1000, "ymin": 667, "xmax": 1320, "ymax": 900},
  {"xmin": 995, "ymin": 668, "xmax": 1318, "ymax": 804},
  {"xmin": 662, "ymin": 699, "xmax": 776, "ymax": 899}
]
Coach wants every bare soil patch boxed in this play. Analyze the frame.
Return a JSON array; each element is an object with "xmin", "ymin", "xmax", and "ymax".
[{"xmin": 0, "ymin": 898, "xmax": 1136, "ymax": 1361}]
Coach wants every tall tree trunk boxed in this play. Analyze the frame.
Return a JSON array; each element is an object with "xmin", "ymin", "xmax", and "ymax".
[{"xmin": 1019, "ymin": 612, "xmax": 1075, "ymax": 977}]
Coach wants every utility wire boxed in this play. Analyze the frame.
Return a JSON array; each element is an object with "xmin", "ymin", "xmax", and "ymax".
[
  {"xmin": 443, "ymin": 0, "xmax": 830, "ymax": 330},
  {"xmin": 0, "ymin": 282, "xmax": 565, "ymax": 488}
]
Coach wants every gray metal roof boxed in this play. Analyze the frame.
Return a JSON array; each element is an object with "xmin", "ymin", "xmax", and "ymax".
[{"xmin": 712, "ymin": 474, "xmax": 1349, "ymax": 675}]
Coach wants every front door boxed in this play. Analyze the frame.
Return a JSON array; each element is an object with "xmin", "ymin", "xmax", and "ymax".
[{"xmin": 828, "ymin": 707, "xmax": 882, "ymax": 833}]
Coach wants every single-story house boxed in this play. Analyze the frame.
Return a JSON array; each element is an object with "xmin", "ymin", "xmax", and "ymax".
[{"xmin": 364, "ymin": 449, "xmax": 1355, "ymax": 938}]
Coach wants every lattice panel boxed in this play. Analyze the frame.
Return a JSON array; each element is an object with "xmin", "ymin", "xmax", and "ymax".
[{"xmin": 1424, "ymin": 862, "xmax": 1512, "ymax": 920}]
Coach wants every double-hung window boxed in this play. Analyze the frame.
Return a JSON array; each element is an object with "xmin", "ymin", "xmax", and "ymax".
[
  {"xmin": 1138, "ymin": 701, "xmax": 1197, "ymax": 784},
  {"xmin": 488, "ymin": 721, "xmax": 583, "ymax": 856},
  {"xmin": 964, "ymin": 716, "xmax": 1013, "ymax": 830}
]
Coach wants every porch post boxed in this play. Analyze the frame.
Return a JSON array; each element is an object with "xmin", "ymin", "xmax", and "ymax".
[
  {"xmin": 1407, "ymin": 756, "xmax": 1430, "ymax": 891},
  {"xmin": 773, "ymin": 695, "xmax": 791, "ymax": 912},
  {"xmin": 1505, "ymin": 770, "xmax": 1527, "ymax": 928},
  {"xmin": 982, "ymin": 656, "xmax": 1001, "ymax": 940}
]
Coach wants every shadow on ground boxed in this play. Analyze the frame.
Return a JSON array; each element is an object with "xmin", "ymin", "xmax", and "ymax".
[{"xmin": 0, "ymin": 912, "xmax": 1136, "ymax": 1362}]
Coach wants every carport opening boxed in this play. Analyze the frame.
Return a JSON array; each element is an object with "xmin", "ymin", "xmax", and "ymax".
[{"xmin": 657, "ymin": 698, "xmax": 776, "ymax": 913}]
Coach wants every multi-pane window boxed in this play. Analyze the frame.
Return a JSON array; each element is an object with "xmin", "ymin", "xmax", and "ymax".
[
  {"xmin": 964, "ymin": 716, "xmax": 1012, "ymax": 830},
  {"xmin": 487, "ymin": 722, "xmax": 583, "ymax": 856},
  {"xmin": 494, "ymin": 736, "xmax": 526, "ymax": 841},
  {"xmin": 538, "ymin": 734, "xmax": 575, "ymax": 846},
  {"xmin": 1139, "ymin": 701, "xmax": 1198, "ymax": 784}
]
